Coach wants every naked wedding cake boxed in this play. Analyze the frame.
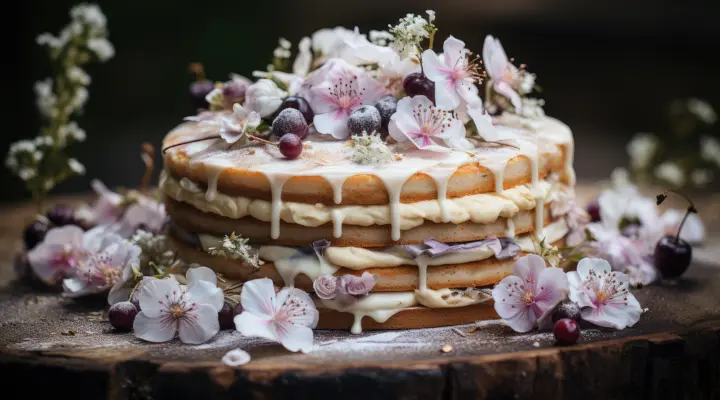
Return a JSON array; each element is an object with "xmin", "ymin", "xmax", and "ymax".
[{"xmin": 161, "ymin": 13, "xmax": 581, "ymax": 333}]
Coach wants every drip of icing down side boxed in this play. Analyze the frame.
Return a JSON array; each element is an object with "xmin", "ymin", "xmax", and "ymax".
[
  {"xmin": 257, "ymin": 246, "xmax": 339, "ymax": 286},
  {"xmin": 424, "ymin": 165, "xmax": 459, "ymax": 223},
  {"xmin": 267, "ymin": 174, "xmax": 290, "ymax": 239},
  {"xmin": 318, "ymin": 292, "xmax": 417, "ymax": 334},
  {"xmin": 205, "ymin": 169, "xmax": 222, "ymax": 202},
  {"xmin": 374, "ymin": 169, "xmax": 420, "ymax": 241}
]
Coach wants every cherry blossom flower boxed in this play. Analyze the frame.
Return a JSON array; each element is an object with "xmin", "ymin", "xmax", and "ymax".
[
  {"xmin": 200, "ymin": 103, "xmax": 261, "ymax": 144},
  {"xmin": 492, "ymin": 254, "xmax": 568, "ymax": 333},
  {"xmin": 234, "ymin": 278, "xmax": 319, "ymax": 353},
  {"xmin": 115, "ymin": 197, "xmax": 167, "ymax": 237},
  {"xmin": 388, "ymin": 95, "xmax": 466, "ymax": 152},
  {"xmin": 133, "ymin": 267, "xmax": 224, "ymax": 344},
  {"xmin": 310, "ymin": 65, "xmax": 382, "ymax": 139},
  {"xmin": 245, "ymin": 79, "xmax": 287, "ymax": 118},
  {"xmin": 377, "ymin": 54, "xmax": 420, "ymax": 96},
  {"xmin": 421, "ymin": 36, "xmax": 482, "ymax": 110},
  {"xmin": 27, "ymin": 225, "xmax": 88, "ymax": 285},
  {"xmin": 63, "ymin": 229, "xmax": 141, "ymax": 298},
  {"xmin": 292, "ymin": 37, "xmax": 312, "ymax": 77},
  {"xmin": 75, "ymin": 180, "xmax": 124, "ymax": 227},
  {"xmin": 311, "ymin": 27, "xmax": 394, "ymax": 66},
  {"xmin": 482, "ymin": 35, "xmax": 522, "ymax": 112},
  {"xmin": 222, "ymin": 349, "xmax": 251, "ymax": 366},
  {"xmin": 587, "ymin": 224, "xmax": 657, "ymax": 286},
  {"xmin": 661, "ymin": 209, "xmax": 705, "ymax": 245},
  {"xmin": 567, "ymin": 258, "xmax": 642, "ymax": 330}
]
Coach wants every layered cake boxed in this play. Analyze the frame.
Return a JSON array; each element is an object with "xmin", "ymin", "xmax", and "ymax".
[{"xmin": 161, "ymin": 18, "xmax": 578, "ymax": 333}]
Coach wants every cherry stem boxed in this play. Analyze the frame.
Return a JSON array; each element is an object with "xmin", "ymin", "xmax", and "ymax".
[
  {"xmin": 162, "ymin": 135, "xmax": 221, "ymax": 154},
  {"xmin": 248, "ymin": 135, "xmax": 278, "ymax": 147},
  {"xmin": 656, "ymin": 190, "xmax": 697, "ymax": 243}
]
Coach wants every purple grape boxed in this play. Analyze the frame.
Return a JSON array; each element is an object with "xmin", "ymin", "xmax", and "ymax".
[
  {"xmin": 275, "ymin": 96, "xmax": 314, "ymax": 124},
  {"xmin": 218, "ymin": 302, "xmax": 235, "ymax": 330},
  {"xmin": 190, "ymin": 80, "xmax": 214, "ymax": 110},
  {"xmin": 374, "ymin": 95, "xmax": 398, "ymax": 130},
  {"xmin": 347, "ymin": 105, "xmax": 382, "ymax": 135},
  {"xmin": 23, "ymin": 219, "xmax": 49, "ymax": 250},
  {"xmin": 108, "ymin": 301, "xmax": 138, "ymax": 332},
  {"xmin": 47, "ymin": 204, "xmax": 76, "ymax": 227},
  {"xmin": 279, "ymin": 133, "xmax": 303, "ymax": 159},
  {"xmin": 273, "ymin": 108, "xmax": 309, "ymax": 139},
  {"xmin": 403, "ymin": 73, "xmax": 435, "ymax": 102}
]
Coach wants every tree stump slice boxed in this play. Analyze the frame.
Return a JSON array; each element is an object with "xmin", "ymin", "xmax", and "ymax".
[{"xmin": 1, "ymin": 185, "xmax": 719, "ymax": 400}]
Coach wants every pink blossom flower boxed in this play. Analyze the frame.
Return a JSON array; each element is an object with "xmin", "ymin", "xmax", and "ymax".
[
  {"xmin": 567, "ymin": 258, "xmax": 642, "ymax": 330},
  {"xmin": 662, "ymin": 209, "xmax": 705, "ymax": 244},
  {"xmin": 585, "ymin": 224, "xmax": 657, "ymax": 287},
  {"xmin": 309, "ymin": 64, "xmax": 383, "ymax": 139},
  {"xmin": 201, "ymin": 103, "xmax": 261, "ymax": 144},
  {"xmin": 234, "ymin": 278, "xmax": 318, "ymax": 353},
  {"xmin": 492, "ymin": 254, "xmax": 568, "ymax": 333},
  {"xmin": 27, "ymin": 225, "xmax": 87, "ymax": 285},
  {"xmin": 133, "ymin": 267, "xmax": 224, "ymax": 344},
  {"xmin": 115, "ymin": 197, "xmax": 167, "ymax": 237},
  {"xmin": 388, "ymin": 95, "xmax": 466, "ymax": 152},
  {"xmin": 74, "ymin": 180, "xmax": 124, "ymax": 227},
  {"xmin": 421, "ymin": 36, "xmax": 482, "ymax": 110},
  {"xmin": 482, "ymin": 35, "xmax": 522, "ymax": 112}
]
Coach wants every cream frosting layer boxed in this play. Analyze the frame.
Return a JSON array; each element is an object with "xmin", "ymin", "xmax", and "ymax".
[{"xmin": 162, "ymin": 170, "xmax": 553, "ymax": 230}]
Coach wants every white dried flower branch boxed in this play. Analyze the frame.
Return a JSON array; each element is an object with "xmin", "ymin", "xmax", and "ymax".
[
  {"xmin": 5, "ymin": 3, "xmax": 113, "ymax": 209},
  {"xmin": 207, "ymin": 232, "xmax": 265, "ymax": 271},
  {"xmin": 348, "ymin": 132, "xmax": 394, "ymax": 165}
]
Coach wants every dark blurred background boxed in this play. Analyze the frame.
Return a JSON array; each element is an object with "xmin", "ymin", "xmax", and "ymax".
[{"xmin": 3, "ymin": 0, "xmax": 720, "ymax": 203}]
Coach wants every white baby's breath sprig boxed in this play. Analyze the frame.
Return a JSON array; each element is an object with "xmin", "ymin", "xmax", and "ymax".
[
  {"xmin": 208, "ymin": 232, "xmax": 265, "ymax": 271},
  {"xmin": 388, "ymin": 12, "xmax": 437, "ymax": 57},
  {"xmin": 348, "ymin": 132, "xmax": 394, "ymax": 165},
  {"xmin": 7, "ymin": 3, "xmax": 113, "ymax": 210}
]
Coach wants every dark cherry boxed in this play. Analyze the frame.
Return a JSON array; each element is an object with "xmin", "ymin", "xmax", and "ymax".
[
  {"xmin": 553, "ymin": 318, "xmax": 580, "ymax": 345},
  {"xmin": 218, "ymin": 302, "xmax": 235, "ymax": 330},
  {"xmin": 190, "ymin": 80, "xmax": 214, "ymax": 110},
  {"xmin": 653, "ymin": 191, "xmax": 697, "ymax": 280},
  {"xmin": 47, "ymin": 204, "xmax": 76, "ymax": 227},
  {"xmin": 586, "ymin": 198, "xmax": 601, "ymax": 222},
  {"xmin": 108, "ymin": 301, "xmax": 138, "ymax": 332},
  {"xmin": 278, "ymin": 133, "xmax": 303, "ymax": 159},
  {"xmin": 23, "ymin": 219, "xmax": 49, "ymax": 250},
  {"xmin": 403, "ymin": 72, "xmax": 435, "ymax": 103},
  {"xmin": 275, "ymin": 96, "xmax": 314, "ymax": 124},
  {"xmin": 551, "ymin": 300, "xmax": 582, "ymax": 323},
  {"xmin": 654, "ymin": 236, "xmax": 692, "ymax": 279}
]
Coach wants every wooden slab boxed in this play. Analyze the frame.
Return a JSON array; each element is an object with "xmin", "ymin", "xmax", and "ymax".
[{"xmin": 1, "ymin": 184, "xmax": 719, "ymax": 399}]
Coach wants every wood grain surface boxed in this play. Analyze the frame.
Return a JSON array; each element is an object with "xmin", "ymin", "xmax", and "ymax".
[{"xmin": 1, "ymin": 183, "xmax": 719, "ymax": 399}]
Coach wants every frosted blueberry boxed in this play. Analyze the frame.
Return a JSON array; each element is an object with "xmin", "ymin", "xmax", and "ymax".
[
  {"xmin": 374, "ymin": 95, "xmax": 398, "ymax": 130},
  {"xmin": 272, "ymin": 108, "xmax": 309, "ymax": 139},
  {"xmin": 347, "ymin": 105, "xmax": 382, "ymax": 135}
]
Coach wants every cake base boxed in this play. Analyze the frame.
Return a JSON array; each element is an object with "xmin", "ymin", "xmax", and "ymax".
[{"xmin": 315, "ymin": 302, "xmax": 498, "ymax": 331}]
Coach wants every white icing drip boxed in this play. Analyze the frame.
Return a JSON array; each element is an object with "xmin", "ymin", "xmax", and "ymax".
[
  {"xmin": 375, "ymin": 170, "xmax": 418, "ymax": 241},
  {"xmin": 564, "ymin": 141, "xmax": 576, "ymax": 186},
  {"xmin": 424, "ymin": 166, "xmax": 457, "ymax": 223},
  {"xmin": 258, "ymin": 246, "xmax": 339, "ymax": 287},
  {"xmin": 505, "ymin": 217, "xmax": 516, "ymax": 238},
  {"xmin": 319, "ymin": 292, "xmax": 417, "ymax": 334},
  {"xmin": 331, "ymin": 209, "xmax": 344, "ymax": 238},
  {"xmin": 350, "ymin": 309, "xmax": 405, "ymax": 334},
  {"xmin": 205, "ymin": 170, "xmax": 222, "ymax": 202},
  {"xmin": 535, "ymin": 195, "xmax": 546, "ymax": 238},
  {"xmin": 323, "ymin": 174, "xmax": 346, "ymax": 205},
  {"xmin": 416, "ymin": 255, "xmax": 430, "ymax": 293},
  {"xmin": 267, "ymin": 174, "xmax": 290, "ymax": 239}
]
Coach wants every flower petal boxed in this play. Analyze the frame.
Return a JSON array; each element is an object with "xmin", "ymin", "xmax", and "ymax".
[
  {"xmin": 567, "ymin": 271, "xmax": 592, "ymax": 307},
  {"xmin": 277, "ymin": 323, "xmax": 315, "ymax": 353},
  {"xmin": 235, "ymin": 312, "xmax": 277, "ymax": 342},
  {"xmin": 239, "ymin": 278, "xmax": 277, "ymax": 317},
  {"xmin": 222, "ymin": 349, "xmax": 251, "ymax": 367},
  {"xmin": 492, "ymin": 275, "xmax": 536, "ymax": 332},
  {"xmin": 187, "ymin": 266, "xmax": 217, "ymax": 288},
  {"xmin": 482, "ymin": 35, "xmax": 508, "ymax": 81},
  {"xmin": 442, "ymin": 35, "xmax": 467, "ymax": 69},
  {"xmin": 494, "ymin": 81, "xmax": 522, "ymax": 111},
  {"xmin": 277, "ymin": 287, "xmax": 319, "ymax": 328},
  {"xmin": 134, "ymin": 312, "xmax": 177, "ymax": 343},
  {"xmin": 187, "ymin": 280, "xmax": 224, "ymax": 312},
  {"xmin": 581, "ymin": 293, "xmax": 642, "ymax": 330},
  {"xmin": 314, "ymin": 109, "xmax": 350, "ymax": 139},
  {"xmin": 433, "ymin": 77, "xmax": 460, "ymax": 110},
  {"xmin": 533, "ymin": 267, "xmax": 569, "ymax": 313},
  {"xmin": 512, "ymin": 254, "xmax": 547, "ymax": 294},
  {"xmin": 137, "ymin": 278, "xmax": 180, "ymax": 318},
  {"xmin": 178, "ymin": 303, "xmax": 220, "ymax": 344},
  {"xmin": 576, "ymin": 257, "xmax": 611, "ymax": 281}
]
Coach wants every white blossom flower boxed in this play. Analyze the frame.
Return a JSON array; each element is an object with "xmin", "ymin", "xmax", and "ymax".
[
  {"xmin": 134, "ymin": 267, "xmax": 224, "ymax": 344},
  {"xmin": 70, "ymin": 3, "xmax": 107, "ymax": 33},
  {"xmin": 67, "ymin": 66, "xmax": 91, "ymax": 85},
  {"xmin": 279, "ymin": 37, "xmax": 292, "ymax": 50},
  {"xmin": 62, "ymin": 228, "xmax": 141, "ymax": 298},
  {"xmin": 482, "ymin": 35, "xmax": 522, "ymax": 112},
  {"xmin": 492, "ymin": 254, "xmax": 568, "ymax": 333},
  {"xmin": 311, "ymin": 27, "xmax": 356, "ymax": 58},
  {"xmin": 422, "ymin": 36, "xmax": 482, "ymax": 110},
  {"xmin": 626, "ymin": 133, "xmax": 658, "ymax": 170},
  {"xmin": 36, "ymin": 33, "xmax": 65, "ymax": 50},
  {"xmin": 27, "ymin": 225, "xmax": 88, "ymax": 284},
  {"xmin": 687, "ymin": 98, "xmax": 717, "ymax": 124},
  {"xmin": 222, "ymin": 349, "xmax": 251, "ymax": 366},
  {"xmin": 377, "ymin": 53, "xmax": 420, "ymax": 97},
  {"xmin": 369, "ymin": 30, "xmax": 393, "ymax": 46},
  {"xmin": 309, "ymin": 63, "xmax": 383, "ymax": 139},
  {"xmin": 340, "ymin": 27, "xmax": 397, "ymax": 66},
  {"xmin": 690, "ymin": 168, "xmax": 713, "ymax": 187},
  {"xmin": 70, "ymin": 87, "xmax": 89, "ymax": 111},
  {"xmin": 81, "ymin": 180, "xmax": 125, "ymax": 226},
  {"xmin": 235, "ymin": 278, "xmax": 319, "ymax": 353},
  {"xmin": 244, "ymin": 79, "xmax": 287, "ymax": 118},
  {"xmin": 426, "ymin": 10, "xmax": 436, "ymax": 24},
  {"xmin": 389, "ymin": 95, "xmax": 466, "ymax": 152},
  {"xmin": 34, "ymin": 79, "xmax": 57, "ymax": 118},
  {"xmin": 87, "ymin": 38, "xmax": 115, "ymax": 62},
  {"xmin": 700, "ymin": 136, "xmax": 720, "ymax": 168},
  {"xmin": 68, "ymin": 158, "xmax": 85, "ymax": 175},
  {"xmin": 18, "ymin": 168, "xmax": 37, "ymax": 181},
  {"xmin": 389, "ymin": 13, "xmax": 431, "ymax": 58},
  {"xmin": 114, "ymin": 197, "xmax": 167, "ymax": 237},
  {"xmin": 292, "ymin": 37, "xmax": 312, "ymax": 77},
  {"xmin": 201, "ymin": 103, "xmax": 261, "ymax": 144},
  {"xmin": 661, "ymin": 209, "xmax": 705, "ymax": 245},
  {"xmin": 568, "ymin": 258, "xmax": 642, "ymax": 330},
  {"xmin": 654, "ymin": 161, "xmax": 685, "ymax": 187}
]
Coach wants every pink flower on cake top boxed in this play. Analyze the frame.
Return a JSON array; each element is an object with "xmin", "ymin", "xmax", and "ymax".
[
  {"xmin": 492, "ymin": 254, "xmax": 569, "ymax": 333},
  {"xmin": 200, "ymin": 103, "xmax": 261, "ymax": 144},
  {"xmin": 568, "ymin": 258, "xmax": 642, "ymax": 330},
  {"xmin": 482, "ymin": 35, "xmax": 523, "ymax": 112},
  {"xmin": 421, "ymin": 36, "xmax": 483, "ymax": 110},
  {"xmin": 133, "ymin": 267, "xmax": 224, "ymax": 344},
  {"xmin": 234, "ymin": 278, "xmax": 319, "ymax": 353},
  {"xmin": 389, "ymin": 95, "xmax": 467, "ymax": 152}
]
